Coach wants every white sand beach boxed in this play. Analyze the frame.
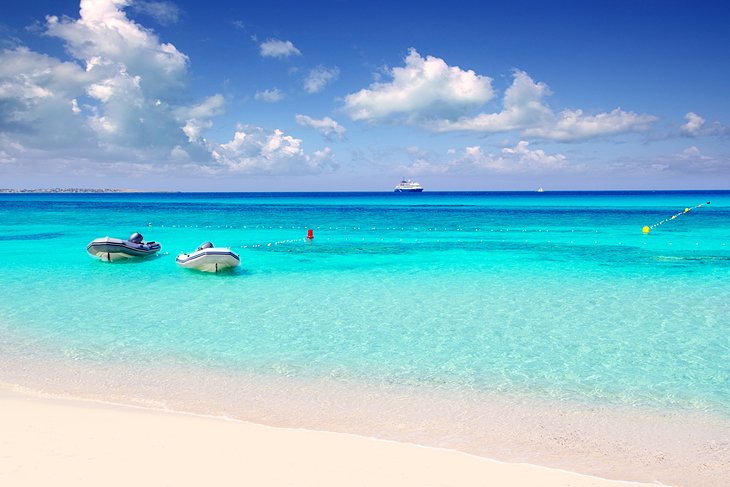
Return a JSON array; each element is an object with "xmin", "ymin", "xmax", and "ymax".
[{"xmin": 0, "ymin": 386, "xmax": 661, "ymax": 487}]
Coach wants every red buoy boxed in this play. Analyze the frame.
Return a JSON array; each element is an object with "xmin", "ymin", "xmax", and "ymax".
[{"xmin": 307, "ymin": 229, "xmax": 314, "ymax": 239}]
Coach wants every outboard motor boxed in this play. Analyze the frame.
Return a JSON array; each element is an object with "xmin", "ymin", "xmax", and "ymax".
[
  {"xmin": 129, "ymin": 232, "xmax": 144, "ymax": 244},
  {"xmin": 197, "ymin": 241, "xmax": 214, "ymax": 251}
]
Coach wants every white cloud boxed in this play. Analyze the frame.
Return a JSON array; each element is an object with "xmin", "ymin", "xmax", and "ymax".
[
  {"xmin": 456, "ymin": 141, "xmax": 570, "ymax": 173},
  {"xmin": 343, "ymin": 48, "xmax": 494, "ymax": 123},
  {"xmin": 259, "ymin": 39, "xmax": 301, "ymax": 59},
  {"xmin": 210, "ymin": 125, "xmax": 337, "ymax": 175},
  {"xmin": 295, "ymin": 114, "xmax": 346, "ymax": 140},
  {"xmin": 0, "ymin": 47, "xmax": 93, "ymax": 145},
  {"xmin": 13, "ymin": 0, "xmax": 195, "ymax": 152},
  {"xmin": 430, "ymin": 70, "xmax": 551, "ymax": 132},
  {"xmin": 169, "ymin": 144, "xmax": 192, "ymax": 162},
  {"xmin": 682, "ymin": 112, "xmax": 705, "ymax": 135},
  {"xmin": 129, "ymin": 1, "xmax": 182, "ymax": 25},
  {"xmin": 345, "ymin": 56, "xmax": 656, "ymax": 141},
  {"xmin": 182, "ymin": 118, "xmax": 212, "ymax": 143},
  {"xmin": 676, "ymin": 146, "xmax": 709, "ymax": 160},
  {"xmin": 523, "ymin": 108, "xmax": 657, "ymax": 141},
  {"xmin": 396, "ymin": 141, "xmax": 573, "ymax": 176},
  {"xmin": 0, "ymin": 1, "xmax": 333, "ymax": 180},
  {"xmin": 255, "ymin": 88, "xmax": 284, "ymax": 102},
  {"xmin": 175, "ymin": 95, "xmax": 224, "ymax": 146},
  {"xmin": 46, "ymin": 0, "xmax": 189, "ymax": 97},
  {"xmin": 666, "ymin": 146, "xmax": 727, "ymax": 172},
  {"xmin": 86, "ymin": 65, "xmax": 141, "ymax": 104},
  {"xmin": 184, "ymin": 94, "xmax": 225, "ymax": 119},
  {"xmin": 681, "ymin": 112, "xmax": 730, "ymax": 137},
  {"xmin": 303, "ymin": 65, "xmax": 339, "ymax": 94},
  {"xmin": 431, "ymin": 70, "xmax": 656, "ymax": 141}
]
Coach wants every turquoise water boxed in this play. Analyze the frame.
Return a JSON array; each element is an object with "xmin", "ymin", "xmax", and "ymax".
[{"xmin": 1, "ymin": 191, "xmax": 729, "ymax": 414}]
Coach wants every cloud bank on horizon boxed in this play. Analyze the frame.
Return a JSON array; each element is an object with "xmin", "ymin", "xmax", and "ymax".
[{"xmin": 0, "ymin": 0, "xmax": 728, "ymax": 190}]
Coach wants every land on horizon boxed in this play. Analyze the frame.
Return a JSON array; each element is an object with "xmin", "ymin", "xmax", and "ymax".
[{"xmin": 0, "ymin": 188, "xmax": 144, "ymax": 194}]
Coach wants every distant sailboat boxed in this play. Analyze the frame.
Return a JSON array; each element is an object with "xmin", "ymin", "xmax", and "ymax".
[{"xmin": 537, "ymin": 187, "xmax": 544, "ymax": 192}]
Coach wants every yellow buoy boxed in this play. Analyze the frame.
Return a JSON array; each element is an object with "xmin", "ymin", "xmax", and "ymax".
[
  {"xmin": 642, "ymin": 226, "xmax": 651, "ymax": 234},
  {"xmin": 684, "ymin": 208, "xmax": 690, "ymax": 213}
]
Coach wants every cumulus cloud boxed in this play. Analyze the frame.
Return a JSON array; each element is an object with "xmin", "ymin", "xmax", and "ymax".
[
  {"xmin": 295, "ymin": 114, "xmax": 346, "ymax": 140},
  {"xmin": 343, "ymin": 48, "xmax": 494, "ymax": 123},
  {"xmin": 255, "ymin": 88, "xmax": 284, "ymax": 102},
  {"xmin": 430, "ymin": 70, "xmax": 551, "ymax": 133},
  {"xmin": 209, "ymin": 125, "xmax": 337, "ymax": 175},
  {"xmin": 681, "ymin": 112, "xmax": 730, "ymax": 137},
  {"xmin": 682, "ymin": 112, "xmax": 705, "ymax": 135},
  {"xmin": 346, "ymin": 54, "xmax": 656, "ymax": 141},
  {"xmin": 431, "ymin": 70, "xmax": 656, "ymax": 141},
  {"xmin": 259, "ymin": 39, "xmax": 301, "ymax": 58},
  {"xmin": 182, "ymin": 118, "xmax": 212, "ymax": 143},
  {"xmin": 0, "ymin": 0, "xmax": 331, "ymax": 179},
  {"xmin": 46, "ymin": 0, "xmax": 189, "ymax": 96},
  {"xmin": 46, "ymin": 0, "xmax": 190, "ymax": 149},
  {"xmin": 303, "ymin": 65, "xmax": 339, "ymax": 93},
  {"xmin": 0, "ymin": 47, "xmax": 94, "ymax": 145}
]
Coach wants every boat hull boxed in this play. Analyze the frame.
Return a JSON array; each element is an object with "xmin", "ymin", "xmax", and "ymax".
[
  {"xmin": 394, "ymin": 179, "xmax": 424, "ymax": 192},
  {"xmin": 87, "ymin": 237, "xmax": 161, "ymax": 261},
  {"xmin": 176, "ymin": 248, "xmax": 240, "ymax": 272}
]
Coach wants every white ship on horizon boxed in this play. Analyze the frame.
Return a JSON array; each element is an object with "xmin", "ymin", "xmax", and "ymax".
[{"xmin": 394, "ymin": 179, "xmax": 424, "ymax": 192}]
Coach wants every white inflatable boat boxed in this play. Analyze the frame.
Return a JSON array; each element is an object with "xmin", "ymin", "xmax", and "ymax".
[
  {"xmin": 176, "ymin": 242, "xmax": 240, "ymax": 273},
  {"xmin": 87, "ymin": 232, "xmax": 161, "ymax": 261}
]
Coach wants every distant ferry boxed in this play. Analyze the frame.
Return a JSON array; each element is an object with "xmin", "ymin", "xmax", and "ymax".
[{"xmin": 394, "ymin": 179, "xmax": 424, "ymax": 192}]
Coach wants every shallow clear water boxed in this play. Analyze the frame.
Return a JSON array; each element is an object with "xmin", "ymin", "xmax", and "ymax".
[{"xmin": 1, "ymin": 191, "xmax": 729, "ymax": 414}]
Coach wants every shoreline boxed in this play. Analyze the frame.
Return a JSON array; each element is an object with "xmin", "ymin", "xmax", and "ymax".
[
  {"xmin": 2, "ymin": 351, "xmax": 728, "ymax": 486},
  {"xmin": 0, "ymin": 384, "xmax": 661, "ymax": 487},
  {"xmin": 2, "ymin": 190, "xmax": 728, "ymax": 486},
  {"xmin": 2, "ymin": 278, "xmax": 729, "ymax": 487}
]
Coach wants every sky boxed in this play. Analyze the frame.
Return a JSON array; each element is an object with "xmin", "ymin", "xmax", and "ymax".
[{"xmin": 1, "ymin": 0, "xmax": 729, "ymax": 191}]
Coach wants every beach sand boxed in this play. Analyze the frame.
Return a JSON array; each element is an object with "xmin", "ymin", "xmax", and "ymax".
[{"xmin": 0, "ymin": 386, "xmax": 659, "ymax": 487}]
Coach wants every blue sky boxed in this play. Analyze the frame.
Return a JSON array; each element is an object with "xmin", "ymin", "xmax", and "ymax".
[{"xmin": 1, "ymin": 0, "xmax": 728, "ymax": 191}]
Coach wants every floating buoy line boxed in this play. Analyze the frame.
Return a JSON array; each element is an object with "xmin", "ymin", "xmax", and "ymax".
[
  {"xmin": 138, "ymin": 223, "xmax": 608, "ymax": 233},
  {"xmin": 240, "ymin": 237, "xmax": 309, "ymax": 249},
  {"xmin": 143, "ymin": 219, "xmax": 725, "ymax": 251},
  {"xmin": 642, "ymin": 201, "xmax": 710, "ymax": 234}
]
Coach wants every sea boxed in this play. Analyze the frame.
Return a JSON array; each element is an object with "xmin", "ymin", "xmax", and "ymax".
[{"xmin": 1, "ymin": 190, "xmax": 729, "ymax": 485}]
